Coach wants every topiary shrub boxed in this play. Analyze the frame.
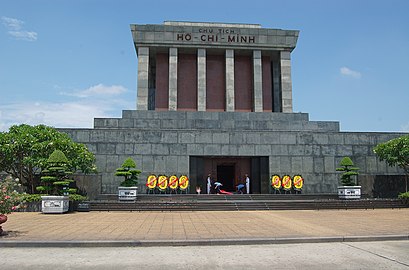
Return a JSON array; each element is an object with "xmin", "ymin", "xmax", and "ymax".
[
  {"xmin": 36, "ymin": 150, "xmax": 76, "ymax": 196},
  {"xmin": 336, "ymin": 157, "xmax": 359, "ymax": 186},
  {"xmin": 115, "ymin": 157, "xmax": 141, "ymax": 187}
]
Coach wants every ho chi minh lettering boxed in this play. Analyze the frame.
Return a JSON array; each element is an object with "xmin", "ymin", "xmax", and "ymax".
[{"xmin": 176, "ymin": 31, "xmax": 256, "ymax": 44}]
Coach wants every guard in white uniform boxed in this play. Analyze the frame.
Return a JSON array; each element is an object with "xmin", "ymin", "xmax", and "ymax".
[
  {"xmin": 207, "ymin": 174, "xmax": 212, "ymax": 194},
  {"xmin": 245, "ymin": 174, "xmax": 250, "ymax": 194}
]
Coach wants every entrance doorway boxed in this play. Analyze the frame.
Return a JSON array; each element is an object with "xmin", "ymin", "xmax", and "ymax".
[
  {"xmin": 217, "ymin": 165, "xmax": 235, "ymax": 191},
  {"xmin": 189, "ymin": 156, "xmax": 269, "ymax": 194}
]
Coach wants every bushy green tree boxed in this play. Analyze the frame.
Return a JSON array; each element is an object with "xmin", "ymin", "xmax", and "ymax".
[
  {"xmin": 0, "ymin": 124, "xmax": 96, "ymax": 193},
  {"xmin": 374, "ymin": 134, "xmax": 409, "ymax": 192},
  {"xmin": 336, "ymin": 157, "xmax": 359, "ymax": 186},
  {"xmin": 115, "ymin": 157, "xmax": 141, "ymax": 187},
  {"xmin": 37, "ymin": 150, "xmax": 77, "ymax": 196}
]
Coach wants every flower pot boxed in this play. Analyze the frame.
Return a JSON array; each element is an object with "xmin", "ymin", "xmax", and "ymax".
[
  {"xmin": 118, "ymin": 186, "xmax": 138, "ymax": 201},
  {"xmin": 41, "ymin": 196, "xmax": 69, "ymax": 214},
  {"xmin": 0, "ymin": 214, "xmax": 7, "ymax": 224},
  {"xmin": 0, "ymin": 214, "xmax": 8, "ymax": 235},
  {"xmin": 338, "ymin": 186, "xmax": 361, "ymax": 199}
]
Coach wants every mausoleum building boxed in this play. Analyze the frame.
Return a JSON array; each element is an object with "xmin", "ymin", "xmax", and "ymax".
[{"xmin": 63, "ymin": 22, "xmax": 406, "ymax": 197}]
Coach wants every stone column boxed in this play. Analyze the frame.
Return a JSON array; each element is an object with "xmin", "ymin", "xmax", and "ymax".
[
  {"xmin": 253, "ymin": 50, "xmax": 263, "ymax": 112},
  {"xmin": 197, "ymin": 49, "xmax": 206, "ymax": 111},
  {"xmin": 168, "ymin": 47, "xmax": 178, "ymax": 111},
  {"xmin": 137, "ymin": 47, "xmax": 149, "ymax": 110},
  {"xmin": 272, "ymin": 61, "xmax": 281, "ymax": 112},
  {"xmin": 280, "ymin": 51, "xmax": 293, "ymax": 113},
  {"xmin": 225, "ymin": 49, "xmax": 235, "ymax": 111}
]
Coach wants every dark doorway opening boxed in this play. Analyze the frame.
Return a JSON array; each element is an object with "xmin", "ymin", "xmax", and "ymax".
[
  {"xmin": 217, "ymin": 165, "xmax": 235, "ymax": 191},
  {"xmin": 190, "ymin": 156, "xmax": 269, "ymax": 194}
]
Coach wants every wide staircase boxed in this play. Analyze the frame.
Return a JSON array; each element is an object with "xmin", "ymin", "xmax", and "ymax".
[{"xmin": 89, "ymin": 194, "xmax": 407, "ymax": 211}]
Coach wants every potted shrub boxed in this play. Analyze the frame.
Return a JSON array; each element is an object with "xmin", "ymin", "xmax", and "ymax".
[
  {"xmin": 20, "ymin": 193, "xmax": 42, "ymax": 212},
  {"xmin": 336, "ymin": 157, "xmax": 361, "ymax": 199},
  {"xmin": 68, "ymin": 194, "xmax": 89, "ymax": 212},
  {"xmin": 37, "ymin": 150, "xmax": 77, "ymax": 213},
  {"xmin": 398, "ymin": 192, "xmax": 409, "ymax": 206},
  {"xmin": 115, "ymin": 157, "xmax": 141, "ymax": 201}
]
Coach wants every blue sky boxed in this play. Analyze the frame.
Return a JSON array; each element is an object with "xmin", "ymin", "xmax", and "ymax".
[{"xmin": 1, "ymin": 0, "xmax": 408, "ymax": 132}]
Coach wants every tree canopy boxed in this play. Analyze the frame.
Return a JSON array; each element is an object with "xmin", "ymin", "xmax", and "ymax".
[
  {"xmin": 374, "ymin": 134, "xmax": 409, "ymax": 192},
  {"xmin": 0, "ymin": 124, "xmax": 96, "ymax": 193}
]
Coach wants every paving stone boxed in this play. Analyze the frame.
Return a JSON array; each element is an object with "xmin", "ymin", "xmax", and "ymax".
[{"xmin": 2, "ymin": 210, "xmax": 408, "ymax": 243}]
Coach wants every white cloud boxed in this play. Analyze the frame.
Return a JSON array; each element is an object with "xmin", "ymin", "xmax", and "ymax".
[
  {"xmin": 0, "ymin": 84, "xmax": 133, "ymax": 131},
  {"xmin": 0, "ymin": 102, "xmax": 96, "ymax": 130},
  {"xmin": 1, "ymin": 16, "xmax": 38, "ymax": 41},
  {"xmin": 60, "ymin": 84, "xmax": 127, "ymax": 98},
  {"xmin": 340, "ymin": 67, "xmax": 361, "ymax": 79},
  {"xmin": 7, "ymin": 30, "xmax": 38, "ymax": 41},
  {"xmin": 1, "ymin": 16, "xmax": 23, "ymax": 30}
]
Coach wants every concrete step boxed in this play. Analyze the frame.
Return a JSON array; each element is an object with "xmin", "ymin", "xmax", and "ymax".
[
  {"xmin": 95, "ymin": 193, "xmax": 340, "ymax": 202},
  {"xmin": 89, "ymin": 198, "xmax": 406, "ymax": 212}
]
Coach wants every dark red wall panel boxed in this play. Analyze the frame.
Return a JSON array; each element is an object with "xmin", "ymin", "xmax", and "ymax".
[
  {"xmin": 177, "ymin": 54, "xmax": 197, "ymax": 111},
  {"xmin": 234, "ymin": 55, "xmax": 252, "ymax": 112},
  {"xmin": 206, "ymin": 55, "xmax": 225, "ymax": 111}
]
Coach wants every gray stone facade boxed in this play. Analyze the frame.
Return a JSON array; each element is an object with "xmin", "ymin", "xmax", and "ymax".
[{"xmin": 62, "ymin": 110, "xmax": 405, "ymax": 196}]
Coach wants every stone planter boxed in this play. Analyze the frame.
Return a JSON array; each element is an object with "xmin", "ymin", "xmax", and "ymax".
[
  {"xmin": 118, "ymin": 186, "xmax": 138, "ymax": 201},
  {"xmin": 76, "ymin": 202, "xmax": 90, "ymax": 212},
  {"xmin": 18, "ymin": 201, "xmax": 42, "ymax": 212},
  {"xmin": 41, "ymin": 196, "xmax": 69, "ymax": 213},
  {"xmin": 398, "ymin": 197, "xmax": 408, "ymax": 207},
  {"xmin": 338, "ymin": 186, "xmax": 361, "ymax": 199}
]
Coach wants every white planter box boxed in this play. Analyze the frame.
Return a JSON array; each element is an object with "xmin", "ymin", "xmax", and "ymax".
[
  {"xmin": 41, "ymin": 196, "xmax": 69, "ymax": 214},
  {"xmin": 338, "ymin": 186, "xmax": 361, "ymax": 199},
  {"xmin": 118, "ymin": 187, "xmax": 138, "ymax": 201}
]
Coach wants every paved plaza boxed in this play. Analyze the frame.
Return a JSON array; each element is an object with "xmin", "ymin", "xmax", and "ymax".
[{"xmin": 1, "ymin": 209, "xmax": 408, "ymax": 246}]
